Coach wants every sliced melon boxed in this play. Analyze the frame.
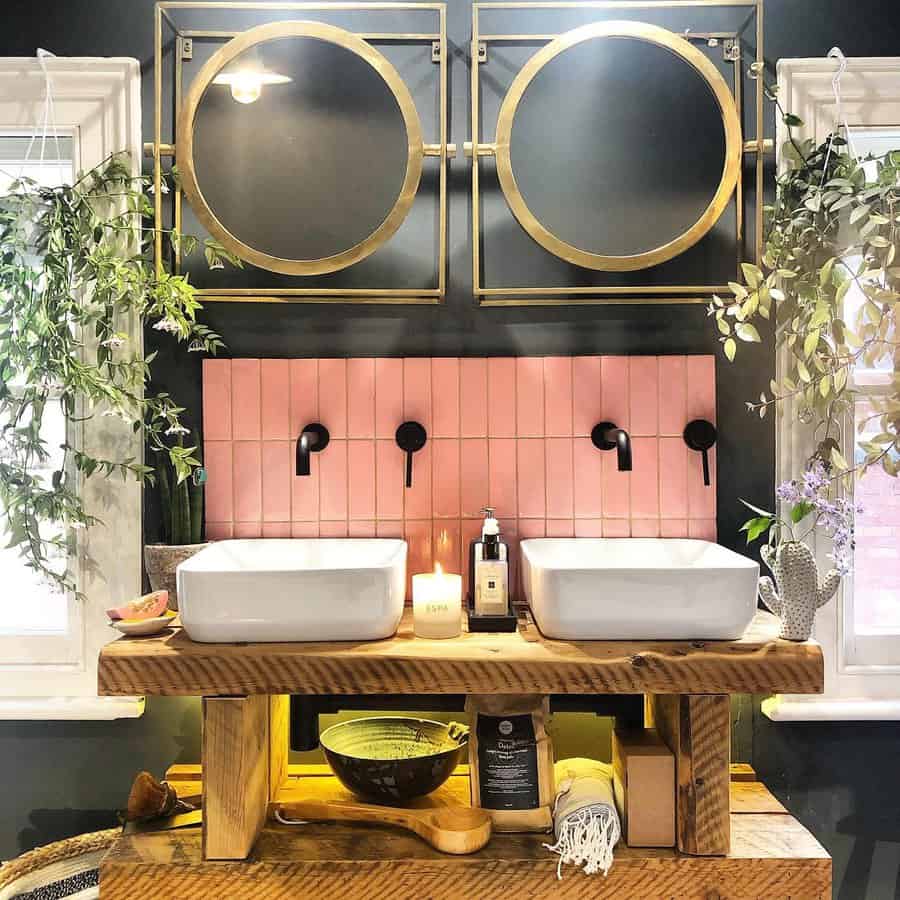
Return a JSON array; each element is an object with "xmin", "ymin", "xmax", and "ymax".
[{"xmin": 107, "ymin": 590, "xmax": 169, "ymax": 621}]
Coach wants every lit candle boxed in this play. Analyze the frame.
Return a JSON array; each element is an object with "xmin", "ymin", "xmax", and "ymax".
[{"xmin": 412, "ymin": 563, "xmax": 462, "ymax": 639}]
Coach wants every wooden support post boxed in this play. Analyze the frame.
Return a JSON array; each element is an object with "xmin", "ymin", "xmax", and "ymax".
[
  {"xmin": 649, "ymin": 693, "xmax": 731, "ymax": 856},
  {"xmin": 268, "ymin": 694, "xmax": 290, "ymax": 802},
  {"xmin": 202, "ymin": 695, "xmax": 270, "ymax": 860}
]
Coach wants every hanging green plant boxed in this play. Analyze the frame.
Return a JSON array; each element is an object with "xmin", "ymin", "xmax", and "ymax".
[
  {"xmin": 710, "ymin": 86, "xmax": 899, "ymax": 571},
  {"xmin": 0, "ymin": 152, "xmax": 239, "ymax": 593}
]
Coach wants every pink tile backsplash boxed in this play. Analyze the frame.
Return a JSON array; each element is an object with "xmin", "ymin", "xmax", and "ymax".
[{"xmin": 203, "ymin": 356, "xmax": 717, "ymax": 596}]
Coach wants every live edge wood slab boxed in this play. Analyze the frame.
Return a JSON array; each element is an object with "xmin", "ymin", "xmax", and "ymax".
[{"xmin": 98, "ymin": 609, "xmax": 823, "ymax": 697}]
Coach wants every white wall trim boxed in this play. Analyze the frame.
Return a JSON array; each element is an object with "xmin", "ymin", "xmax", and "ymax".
[
  {"xmin": 0, "ymin": 695, "xmax": 144, "ymax": 721},
  {"xmin": 763, "ymin": 696, "xmax": 900, "ymax": 723}
]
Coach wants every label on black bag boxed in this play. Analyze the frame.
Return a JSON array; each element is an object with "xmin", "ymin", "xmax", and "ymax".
[{"xmin": 476, "ymin": 713, "xmax": 539, "ymax": 810}]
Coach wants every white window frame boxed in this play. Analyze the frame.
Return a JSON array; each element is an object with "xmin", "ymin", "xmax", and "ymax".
[
  {"xmin": 0, "ymin": 58, "xmax": 144, "ymax": 720},
  {"xmin": 764, "ymin": 57, "xmax": 900, "ymax": 723}
]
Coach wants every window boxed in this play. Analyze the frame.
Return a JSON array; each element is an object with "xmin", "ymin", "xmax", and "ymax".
[
  {"xmin": 0, "ymin": 59, "xmax": 143, "ymax": 719},
  {"xmin": 765, "ymin": 58, "xmax": 900, "ymax": 722}
]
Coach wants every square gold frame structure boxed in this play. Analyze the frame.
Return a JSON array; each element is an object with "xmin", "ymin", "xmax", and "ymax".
[
  {"xmin": 470, "ymin": 0, "xmax": 768, "ymax": 306},
  {"xmin": 152, "ymin": 1, "xmax": 450, "ymax": 304}
]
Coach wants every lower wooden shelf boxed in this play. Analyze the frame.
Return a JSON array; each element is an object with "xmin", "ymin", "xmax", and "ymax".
[{"xmin": 99, "ymin": 772, "xmax": 831, "ymax": 899}]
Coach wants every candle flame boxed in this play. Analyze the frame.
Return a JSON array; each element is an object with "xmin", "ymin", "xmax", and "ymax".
[{"xmin": 434, "ymin": 562, "xmax": 443, "ymax": 576}]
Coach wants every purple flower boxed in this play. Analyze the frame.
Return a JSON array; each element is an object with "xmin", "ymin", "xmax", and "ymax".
[{"xmin": 776, "ymin": 480, "xmax": 800, "ymax": 503}]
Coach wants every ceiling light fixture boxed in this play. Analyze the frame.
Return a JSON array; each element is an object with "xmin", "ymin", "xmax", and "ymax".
[{"xmin": 212, "ymin": 69, "xmax": 292, "ymax": 104}]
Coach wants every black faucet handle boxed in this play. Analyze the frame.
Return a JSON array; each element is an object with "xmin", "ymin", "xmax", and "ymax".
[
  {"xmin": 683, "ymin": 419, "xmax": 717, "ymax": 487},
  {"xmin": 296, "ymin": 423, "xmax": 330, "ymax": 476},
  {"xmin": 396, "ymin": 421, "xmax": 427, "ymax": 488},
  {"xmin": 592, "ymin": 421, "xmax": 632, "ymax": 472}
]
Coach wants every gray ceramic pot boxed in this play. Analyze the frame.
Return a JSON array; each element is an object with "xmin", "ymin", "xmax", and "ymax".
[
  {"xmin": 143, "ymin": 543, "xmax": 208, "ymax": 611},
  {"xmin": 758, "ymin": 541, "xmax": 840, "ymax": 641}
]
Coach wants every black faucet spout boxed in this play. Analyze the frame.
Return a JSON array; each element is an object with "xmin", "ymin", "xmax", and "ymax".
[
  {"xmin": 591, "ymin": 421, "xmax": 632, "ymax": 472},
  {"xmin": 295, "ymin": 423, "xmax": 330, "ymax": 476}
]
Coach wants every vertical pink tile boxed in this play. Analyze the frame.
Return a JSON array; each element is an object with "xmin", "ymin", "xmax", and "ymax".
[
  {"xmin": 405, "ymin": 520, "xmax": 433, "ymax": 598},
  {"xmin": 546, "ymin": 438, "xmax": 574, "ymax": 520},
  {"xmin": 517, "ymin": 440, "xmax": 546, "ymax": 519},
  {"xmin": 516, "ymin": 357, "xmax": 544, "ymax": 437},
  {"xmin": 659, "ymin": 437, "xmax": 688, "ymax": 519},
  {"xmin": 231, "ymin": 359, "xmax": 261, "ymax": 440},
  {"xmin": 500, "ymin": 518, "xmax": 522, "ymax": 599},
  {"xmin": 233, "ymin": 441, "xmax": 261, "ymax": 522},
  {"xmin": 348, "ymin": 439, "xmax": 375, "ymax": 520},
  {"xmin": 573, "ymin": 356, "xmax": 604, "ymax": 437},
  {"xmin": 262, "ymin": 522, "xmax": 291, "ymax": 538},
  {"xmin": 376, "ymin": 520, "xmax": 404, "ymax": 539},
  {"xmin": 289, "ymin": 360, "xmax": 318, "ymax": 435},
  {"xmin": 206, "ymin": 522, "xmax": 233, "ymax": 541},
  {"xmin": 488, "ymin": 438, "xmax": 517, "ymax": 518},
  {"xmin": 629, "ymin": 357, "xmax": 659, "ymax": 437},
  {"xmin": 204, "ymin": 441, "xmax": 233, "ymax": 523},
  {"xmin": 403, "ymin": 359, "xmax": 432, "ymax": 433},
  {"xmin": 487, "ymin": 358, "xmax": 516, "ymax": 438},
  {"xmin": 348, "ymin": 520, "xmax": 376, "ymax": 538},
  {"xmin": 347, "ymin": 358, "xmax": 375, "ymax": 439},
  {"xmin": 461, "ymin": 438, "xmax": 489, "ymax": 518},
  {"xmin": 319, "ymin": 439, "xmax": 347, "ymax": 521},
  {"xmin": 661, "ymin": 519, "xmax": 689, "ymax": 538},
  {"xmin": 432, "ymin": 439, "xmax": 460, "ymax": 519},
  {"xmin": 461, "ymin": 518, "xmax": 483, "ymax": 600},
  {"xmin": 433, "ymin": 521, "xmax": 462, "ymax": 577},
  {"xmin": 546, "ymin": 519, "xmax": 575, "ymax": 537},
  {"xmin": 687, "ymin": 355, "xmax": 716, "ymax": 422},
  {"xmin": 260, "ymin": 360, "xmax": 290, "ymax": 440},
  {"xmin": 460, "ymin": 358, "xmax": 488, "ymax": 438},
  {"xmin": 320, "ymin": 521, "xmax": 349, "ymax": 538},
  {"xmin": 544, "ymin": 357, "xmax": 573, "ymax": 437},
  {"xmin": 632, "ymin": 518, "xmax": 660, "ymax": 538},
  {"xmin": 376, "ymin": 439, "xmax": 404, "ymax": 520},
  {"xmin": 573, "ymin": 437, "xmax": 603, "ymax": 518},
  {"xmin": 574, "ymin": 519, "xmax": 603, "ymax": 538},
  {"xmin": 689, "ymin": 519, "xmax": 717, "ymax": 541},
  {"xmin": 291, "ymin": 453, "xmax": 319, "ymax": 522},
  {"xmin": 234, "ymin": 522, "xmax": 262, "ymax": 538},
  {"xmin": 601, "ymin": 356, "xmax": 630, "ymax": 430},
  {"xmin": 375, "ymin": 358, "xmax": 403, "ymax": 439},
  {"xmin": 688, "ymin": 446, "xmax": 717, "ymax": 519},
  {"xmin": 404, "ymin": 441, "xmax": 432, "ymax": 520},
  {"xmin": 630, "ymin": 437, "xmax": 659, "ymax": 519},
  {"xmin": 262, "ymin": 441, "xmax": 291, "ymax": 522},
  {"xmin": 658, "ymin": 356, "xmax": 687, "ymax": 436},
  {"xmin": 603, "ymin": 519, "xmax": 632, "ymax": 537},
  {"xmin": 319, "ymin": 359, "xmax": 347, "ymax": 438},
  {"xmin": 601, "ymin": 451, "xmax": 630, "ymax": 519},
  {"xmin": 432, "ymin": 358, "xmax": 460, "ymax": 438},
  {"xmin": 203, "ymin": 359, "xmax": 232, "ymax": 441},
  {"xmin": 517, "ymin": 519, "xmax": 545, "ymax": 540},
  {"xmin": 291, "ymin": 521, "xmax": 320, "ymax": 538}
]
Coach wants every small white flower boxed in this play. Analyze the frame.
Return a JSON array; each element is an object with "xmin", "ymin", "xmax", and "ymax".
[
  {"xmin": 101, "ymin": 335, "xmax": 126, "ymax": 349},
  {"xmin": 152, "ymin": 317, "xmax": 181, "ymax": 334},
  {"xmin": 165, "ymin": 423, "xmax": 190, "ymax": 436},
  {"xmin": 208, "ymin": 259, "xmax": 225, "ymax": 271}
]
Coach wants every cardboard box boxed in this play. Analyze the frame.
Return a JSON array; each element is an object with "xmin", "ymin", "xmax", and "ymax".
[{"xmin": 612, "ymin": 728, "xmax": 676, "ymax": 848}]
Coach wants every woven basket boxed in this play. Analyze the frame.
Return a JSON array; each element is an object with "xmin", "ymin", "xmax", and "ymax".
[{"xmin": 0, "ymin": 828, "xmax": 119, "ymax": 899}]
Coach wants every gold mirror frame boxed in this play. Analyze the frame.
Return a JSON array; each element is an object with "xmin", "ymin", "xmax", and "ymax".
[
  {"xmin": 494, "ymin": 20, "xmax": 743, "ymax": 273},
  {"xmin": 176, "ymin": 19, "xmax": 425, "ymax": 277}
]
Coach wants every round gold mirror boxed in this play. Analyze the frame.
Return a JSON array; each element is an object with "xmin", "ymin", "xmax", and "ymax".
[
  {"xmin": 177, "ymin": 21, "xmax": 424, "ymax": 276},
  {"xmin": 494, "ymin": 21, "xmax": 742, "ymax": 272}
]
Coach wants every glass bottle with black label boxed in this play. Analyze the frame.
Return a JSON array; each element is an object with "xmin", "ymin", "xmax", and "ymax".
[{"xmin": 470, "ymin": 507, "xmax": 509, "ymax": 616}]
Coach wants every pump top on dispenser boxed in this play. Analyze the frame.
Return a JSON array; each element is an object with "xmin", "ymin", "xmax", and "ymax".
[{"xmin": 470, "ymin": 507, "xmax": 510, "ymax": 617}]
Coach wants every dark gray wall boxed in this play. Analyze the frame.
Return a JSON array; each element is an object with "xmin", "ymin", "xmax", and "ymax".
[{"xmin": 2, "ymin": 3, "xmax": 900, "ymax": 897}]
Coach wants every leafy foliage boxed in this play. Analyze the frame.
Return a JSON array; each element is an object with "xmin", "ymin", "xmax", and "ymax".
[
  {"xmin": 711, "ymin": 94, "xmax": 899, "ymax": 561},
  {"xmin": 0, "ymin": 152, "xmax": 237, "ymax": 593}
]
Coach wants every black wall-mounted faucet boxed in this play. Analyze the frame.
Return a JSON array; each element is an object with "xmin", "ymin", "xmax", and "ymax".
[
  {"xmin": 684, "ymin": 419, "xmax": 717, "ymax": 487},
  {"xmin": 592, "ymin": 421, "xmax": 632, "ymax": 471},
  {"xmin": 395, "ymin": 421, "xmax": 427, "ymax": 488},
  {"xmin": 295, "ymin": 423, "xmax": 330, "ymax": 476}
]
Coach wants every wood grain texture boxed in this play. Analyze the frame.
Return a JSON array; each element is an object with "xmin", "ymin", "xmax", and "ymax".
[
  {"xmin": 651, "ymin": 694, "xmax": 731, "ymax": 856},
  {"xmin": 202, "ymin": 695, "xmax": 269, "ymax": 860},
  {"xmin": 99, "ymin": 813, "xmax": 830, "ymax": 899},
  {"xmin": 98, "ymin": 610, "xmax": 824, "ymax": 697},
  {"xmin": 268, "ymin": 695, "xmax": 289, "ymax": 802}
]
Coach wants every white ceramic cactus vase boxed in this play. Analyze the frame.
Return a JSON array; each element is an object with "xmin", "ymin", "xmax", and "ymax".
[{"xmin": 758, "ymin": 541, "xmax": 841, "ymax": 641}]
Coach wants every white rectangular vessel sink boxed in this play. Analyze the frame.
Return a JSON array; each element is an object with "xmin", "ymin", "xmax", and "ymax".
[
  {"xmin": 520, "ymin": 539, "xmax": 759, "ymax": 641},
  {"xmin": 177, "ymin": 539, "xmax": 407, "ymax": 643}
]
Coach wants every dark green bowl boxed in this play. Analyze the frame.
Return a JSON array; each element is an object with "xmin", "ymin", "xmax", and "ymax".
[{"xmin": 320, "ymin": 716, "xmax": 469, "ymax": 805}]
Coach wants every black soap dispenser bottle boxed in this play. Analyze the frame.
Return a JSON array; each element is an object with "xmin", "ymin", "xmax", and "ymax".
[{"xmin": 469, "ymin": 507, "xmax": 511, "ymax": 620}]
